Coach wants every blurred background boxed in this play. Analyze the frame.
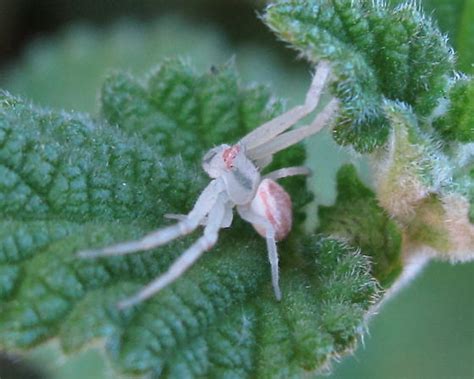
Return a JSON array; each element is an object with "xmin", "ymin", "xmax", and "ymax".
[{"xmin": 0, "ymin": 1, "xmax": 472, "ymax": 378}]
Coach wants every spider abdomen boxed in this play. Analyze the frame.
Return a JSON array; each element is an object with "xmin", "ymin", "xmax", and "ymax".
[{"xmin": 250, "ymin": 179, "xmax": 292, "ymax": 241}]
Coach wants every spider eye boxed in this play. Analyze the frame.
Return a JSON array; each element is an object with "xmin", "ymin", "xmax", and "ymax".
[
  {"xmin": 222, "ymin": 145, "xmax": 241, "ymax": 170},
  {"xmin": 202, "ymin": 150, "xmax": 217, "ymax": 164}
]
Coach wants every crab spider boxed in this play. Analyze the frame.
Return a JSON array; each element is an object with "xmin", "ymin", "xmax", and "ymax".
[{"xmin": 78, "ymin": 61, "xmax": 338, "ymax": 309}]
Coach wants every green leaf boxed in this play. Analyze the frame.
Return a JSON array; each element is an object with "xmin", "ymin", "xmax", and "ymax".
[
  {"xmin": 264, "ymin": 0, "xmax": 454, "ymax": 152},
  {"xmin": 418, "ymin": 0, "xmax": 474, "ymax": 74},
  {"xmin": 433, "ymin": 76, "xmax": 474, "ymax": 142},
  {"xmin": 470, "ymin": 169, "xmax": 474, "ymax": 223},
  {"xmin": 404, "ymin": 194, "xmax": 451, "ymax": 252},
  {"xmin": 318, "ymin": 165, "xmax": 403, "ymax": 287},
  {"xmin": 378, "ymin": 100, "xmax": 449, "ymax": 196},
  {"xmin": 101, "ymin": 59, "xmax": 279, "ymax": 161},
  {"xmin": 0, "ymin": 61, "xmax": 380, "ymax": 377},
  {"xmin": 450, "ymin": 143, "xmax": 474, "ymax": 222},
  {"xmin": 100, "ymin": 59, "xmax": 312, "ymax": 226},
  {"xmin": 456, "ymin": 0, "xmax": 474, "ymax": 74},
  {"xmin": 370, "ymin": 100, "xmax": 474, "ymax": 261}
]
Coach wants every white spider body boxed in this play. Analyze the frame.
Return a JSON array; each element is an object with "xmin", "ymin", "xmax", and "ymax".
[
  {"xmin": 78, "ymin": 61, "xmax": 338, "ymax": 308},
  {"xmin": 250, "ymin": 179, "xmax": 292, "ymax": 241},
  {"xmin": 207, "ymin": 143, "xmax": 261, "ymax": 205}
]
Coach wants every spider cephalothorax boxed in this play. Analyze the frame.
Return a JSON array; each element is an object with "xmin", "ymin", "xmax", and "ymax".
[{"xmin": 79, "ymin": 61, "xmax": 338, "ymax": 308}]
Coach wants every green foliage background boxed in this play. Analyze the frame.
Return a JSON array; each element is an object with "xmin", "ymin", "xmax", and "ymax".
[{"xmin": 0, "ymin": 0, "xmax": 473, "ymax": 378}]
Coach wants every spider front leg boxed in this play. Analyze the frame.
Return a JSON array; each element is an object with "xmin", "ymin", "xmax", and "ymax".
[
  {"xmin": 165, "ymin": 202, "xmax": 234, "ymax": 228},
  {"xmin": 263, "ymin": 166, "xmax": 311, "ymax": 181},
  {"xmin": 239, "ymin": 61, "xmax": 331, "ymax": 151},
  {"xmin": 77, "ymin": 179, "xmax": 224, "ymax": 258},
  {"xmin": 248, "ymin": 97, "xmax": 339, "ymax": 162},
  {"xmin": 118, "ymin": 192, "xmax": 230, "ymax": 309}
]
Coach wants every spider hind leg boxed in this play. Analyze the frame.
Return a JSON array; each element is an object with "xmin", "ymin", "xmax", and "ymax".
[{"xmin": 237, "ymin": 206, "xmax": 282, "ymax": 301}]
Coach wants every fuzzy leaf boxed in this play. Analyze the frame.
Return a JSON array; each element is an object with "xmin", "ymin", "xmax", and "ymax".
[
  {"xmin": 393, "ymin": 0, "xmax": 474, "ymax": 74},
  {"xmin": 264, "ymin": 0, "xmax": 454, "ymax": 152},
  {"xmin": 433, "ymin": 76, "xmax": 474, "ymax": 142},
  {"xmin": 101, "ymin": 60, "xmax": 280, "ymax": 162},
  {"xmin": 441, "ymin": 143, "xmax": 474, "ymax": 257},
  {"xmin": 100, "ymin": 59, "xmax": 311, "ymax": 225},
  {"xmin": 318, "ymin": 165, "xmax": 403, "ymax": 287},
  {"xmin": 470, "ymin": 169, "xmax": 474, "ymax": 223},
  {"xmin": 371, "ymin": 101, "xmax": 474, "ymax": 261},
  {"xmin": 418, "ymin": 0, "xmax": 474, "ymax": 73},
  {"xmin": 0, "ymin": 61, "xmax": 380, "ymax": 377},
  {"xmin": 455, "ymin": 0, "xmax": 474, "ymax": 74}
]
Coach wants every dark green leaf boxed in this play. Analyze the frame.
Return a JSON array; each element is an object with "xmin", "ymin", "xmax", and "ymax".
[
  {"xmin": 433, "ymin": 76, "xmax": 474, "ymax": 142},
  {"xmin": 0, "ymin": 61, "xmax": 379, "ymax": 377},
  {"xmin": 417, "ymin": 0, "xmax": 474, "ymax": 74},
  {"xmin": 318, "ymin": 165, "xmax": 403, "ymax": 287},
  {"xmin": 455, "ymin": 0, "xmax": 474, "ymax": 74}
]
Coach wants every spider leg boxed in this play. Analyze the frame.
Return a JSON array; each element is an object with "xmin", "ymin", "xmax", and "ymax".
[
  {"xmin": 254, "ymin": 155, "xmax": 273, "ymax": 170},
  {"xmin": 164, "ymin": 213, "xmax": 187, "ymax": 221},
  {"xmin": 237, "ymin": 206, "xmax": 281, "ymax": 301},
  {"xmin": 117, "ymin": 192, "xmax": 230, "ymax": 309},
  {"xmin": 247, "ymin": 98, "xmax": 339, "ymax": 162},
  {"xmin": 263, "ymin": 166, "xmax": 311, "ymax": 181},
  {"xmin": 239, "ymin": 61, "xmax": 331, "ymax": 151},
  {"xmin": 165, "ymin": 204, "xmax": 233, "ymax": 228},
  {"xmin": 165, "ymin": 213, "xmax": 209, "ymax": 227},
  {"xmin": 77, "ymin": 179, "xmax": 224, "ymax": 258}
]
